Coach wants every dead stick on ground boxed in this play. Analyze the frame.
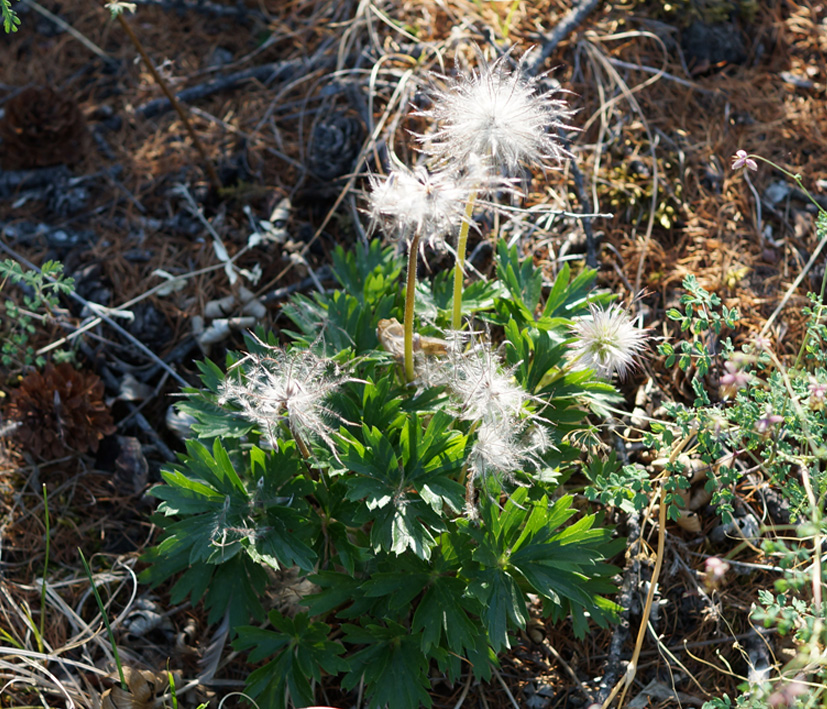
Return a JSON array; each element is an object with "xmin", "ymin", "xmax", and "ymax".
[
  {"xmin": 115, "ymin": 12, "xmax": 222, "ymax": 192},
  {"xmin": 596, "ymin": 510, "xmax": 640, "ymax": 704},
  {"xmin": 601, "ymin": 434, "xmax": 692, "ymax": 709},
  {"xmin": 22, "ymin": 0, "xmax": 113, "ymax": 62},
  {"xmin": 529, "ymin": 0, "xmax": 602, "ymax": 75},
  {"xmin": 557, "ymin": 127, "xmax": 598, "ymax": 268},
  {"xmin": 134, "ymin": 61, "xmax": 309, "ymax": 119}
]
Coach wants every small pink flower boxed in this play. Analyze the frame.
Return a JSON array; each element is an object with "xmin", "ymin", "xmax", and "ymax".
[
  {"xmin": 732, "ymin": 149, "xmax": 757, "ymax": 171},
  {"xmin": 752, "ymin": 335, "xmax": 771, "ymax": 352},
  {"xmin": 719, "ymin": 360, "xmax": 751, "ymax": 398},
  {"xmin": 704, "ymin": 556, "xmax": 729, "ymax": 583},
  {"xmin": 808, "ymin": 376, "xmax": 827, "ymax": 409},
  {"xmin": 755, "ymin": 404, "xmax": 784, "ymax": 435}
]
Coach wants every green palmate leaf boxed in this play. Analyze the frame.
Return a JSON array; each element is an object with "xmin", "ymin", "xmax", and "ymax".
[
  {"xmin": 362, "ymin": 567, "xmax": 431, "ymax": 612},
  {"xmin": 339, "ymin": 426, "xmax": 440, "ymax": 558},
  {"xmin": 463, "ymin": 488, "xmax": 620, "ymax": 647},
  {"xmin": 194, "ymin": 357, "xmax": 229, "ymax": 392},
  {"xmin": 283, "ymin": 240, "xmax": 403, "ymax": 353},
  {"xmin": 330, "ymin": 239, "xmax": 401, "ymax": 304},
  {"xmin": 504, "ymin": 320, "xmax": 571, "ymax": 394},
  {"xmin": 176, "ymin": 397, "xmax": 255, "ymax": 438},
  {"xmin": 541, "ymin": 262, "xmax": 602, "ymax": 319},
  {"xmin": 333, "ymin": 367, "xmax": 407, "ymax": 436},
  {"xmin": 411, "ymin": 566, "xmax": 489, "ymax": 672},
  {"xmin": 399, "ymin": 410, "xmax": 466, "ymax": 511},
  {"xmin": 283, "ymin": 289, "xmax": 398, "ymax": 354},
  {"xmin": 417, "ymin": 269, "xmax": 506, "ymax": 323},
  {"xmin": 339, "ymin": 415, "xmax": 464, "ymax": 558},
  {"xmin": 304, "ymin": 570, "xmax": 365, "ymax": 617},
  {"xmin": 235, "ymin": 612, "xmax": 348, "ymax": 709},
  {"xmin": 342, "ymin": 621, "xmax": 432, "ymax": 709},
  {"xmin": 375, "ymin": 498, "xmax": 438, "ymax": 559},
  {"xmin": 142, "ymin": 436, "xmax": 319, "ymax": 630},
  {"xmin": 495, "ymin": 241, "xmax": 544, "ymax": 322},
  {"xmin": 169, "ymin": 555, "xmax": 267, "ymax": 627}
]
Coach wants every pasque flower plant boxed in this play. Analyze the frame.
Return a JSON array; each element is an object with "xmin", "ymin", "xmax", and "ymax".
[{"xmin": 142, "ymin": 45, "xmax": 650, "ymax": 709}]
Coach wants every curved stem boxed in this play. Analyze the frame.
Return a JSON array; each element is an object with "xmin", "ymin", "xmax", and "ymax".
[
  {"xmin": 404, "ymin": 231, "xmax": 422, "ymax": 382},
  {"xmin": 451, "ymin": 193, "xmax": 478, "ymax": 331},
  {"xmin": 751, "ymin": 155, "xmax": 827, "ymax": 217}
]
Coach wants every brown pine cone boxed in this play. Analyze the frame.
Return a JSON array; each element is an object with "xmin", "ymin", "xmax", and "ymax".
[
  {"xmin": 0, "ymin": 86, "xmax": 88, "ymax": 170},
  {"xmin": 7, "ymin": 363, "xmax": 116, "ymax": 460}
]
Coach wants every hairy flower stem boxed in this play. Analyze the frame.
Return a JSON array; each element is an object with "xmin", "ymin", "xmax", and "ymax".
[
  {"xmin": 451, "ymin": 193, "xmax": 478, "ymax": 330},
  {"xmin": 404, "ymin": 230, "xmax": 422, "ymax": 382},
  {"xmin": 292, "ymin": 426, "xmax": 312, "ymax": 461}
]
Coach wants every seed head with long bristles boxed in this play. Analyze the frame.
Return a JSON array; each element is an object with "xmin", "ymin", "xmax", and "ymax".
[
  {"xmin": 568, "ymin": 302, "xmax": 650, "ymax": 380},
  {"xmin": 367, "ymin": 162, "xmax": 472, "ymax": 247},
  {"xmin": 416, "ymin": 50, "xmax": 574, "ymax": 177},
  {"xmin": 218, "ymin": 344, "xmax": 352, "ymax": 453}
]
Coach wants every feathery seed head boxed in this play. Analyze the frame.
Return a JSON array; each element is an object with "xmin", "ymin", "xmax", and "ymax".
[
  {"xmin": 442, "ymin": 337, "xmax": 528, "ymax": 424},
  {"xmin": 569, "ymin": 302, "xmax": 649, "ymax": 380},
  {"xmin": 367, "ymin": 163, "xmax": 471, "ymax": 246},
  {"xmin": 219, "ymin": 345, "xmax": 349, "ymax": 450},
  {"xmin": 416, "ymin": 51, "xmax": 574, "ymax": 176},
  {"xmin": 470, "ymin": 417, "xmax": 549, "ymax": 478}
]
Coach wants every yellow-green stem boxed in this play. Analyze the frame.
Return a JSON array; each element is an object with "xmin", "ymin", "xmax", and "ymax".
[
  {"xmin": 293, "ymin": 430, "xmax": 312, "ymax": 461},
  {"xmin": 451, "ymin": 193, "xmax": 478, "ymax": 330},
  {"xmin": 404, "ymin": 231, "xmax": 422, "ymax": 382}
]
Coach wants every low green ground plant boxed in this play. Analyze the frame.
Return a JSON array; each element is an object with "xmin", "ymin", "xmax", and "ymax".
[
  {"xmin": 141, "ymin": 47, "xmax": 651, "ymax": 708},
  {"xmin": 0, "ymin": 258, "xmax": 76, "ymax": 370},
  {"xmin": 587, "ymin": 152, "xmax": 827, "ymax": 708}
]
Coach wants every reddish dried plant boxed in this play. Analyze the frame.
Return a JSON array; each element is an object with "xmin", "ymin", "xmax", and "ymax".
[
  {"xmin": 6, "ymin": 363, "xmax": 116, "ymax": 459},
  {"xmin": 0, "ymin": 86, "xmax": 87, "ymax": 170}
]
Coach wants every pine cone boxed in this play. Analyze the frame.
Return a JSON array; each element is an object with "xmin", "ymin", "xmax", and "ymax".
[
  {"xmin": 308, "ymin": 112, "xmax": 363, "ymax": 181},
  {"xmin": 7, "ymin": 363, "xmax": 116, "ymax": 459},
  {"xmin": 0, "ymin": 86, "xmax": 87, "ymax": 170}
]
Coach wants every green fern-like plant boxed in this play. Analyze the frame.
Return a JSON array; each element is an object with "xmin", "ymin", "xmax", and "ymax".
[{"xmin": 1, "ymin": 0, "xmax": 20, "ymax": 33}]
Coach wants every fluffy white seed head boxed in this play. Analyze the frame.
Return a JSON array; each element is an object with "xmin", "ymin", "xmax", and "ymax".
[
  {"xmin": 441, "ymin": 337, "xmax": 528, "ymax": 424},
  {"xmin": 219, "ymin": 345, "xmax": 349, "ymax": 450},
  {"xmin": 416, "ymin": 51, "xmax": 574, "ymax": 176},
  {"xmin": 569, "ymin": 302, "xmax": 649, "ymax": 380},
  {"xmin": 367, "ymin": 163, "xmax": 472, "ymax": 247},
  {"xmin": 469, "ymin": 417, "xmax": 549, "ymax": 481}
]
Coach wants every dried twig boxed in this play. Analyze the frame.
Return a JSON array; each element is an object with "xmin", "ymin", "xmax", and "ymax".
[
  {"xmin": 134, "ymin": 60, "xmax": 312, "ymax": 119},
  {"xmin": 127, "ymin": 0, "xmax": 267, "ymax": 22},
  {"xmin": 557, "ymin": 127, "xmax": 598, "ymax": 268},
  {"xmin": 0, "ymin": 166, "xmax": 72, "ymax": 198},
  {"xmin": 21, "ymin": 0, "xmax": 113, "ymax": 62},
  {"xmin": 596, "ymin": 510, "xmax": 641, "ymax": 704},
  {"xmin": 528, "ymin": 0, "xmax": 602, "ymax": 75},
  {"xmin": 116, "ymin": 12, "xmax": 222, "ymax": 191}
]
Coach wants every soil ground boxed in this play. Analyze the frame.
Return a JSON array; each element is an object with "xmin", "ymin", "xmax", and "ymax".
[{"xmin": 1, "ymin": 0, "xmax": 826, "ymax": 707}]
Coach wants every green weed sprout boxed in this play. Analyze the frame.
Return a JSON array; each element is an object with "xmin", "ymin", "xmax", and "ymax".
[
  {"xmin": 78, "ymin": 549, "xmax": 126, "ymax": 691},
  {"xmin": 1, "ymin": 0, "xmax": 20, "ymax": 33},
  {"xmin": 0, "ymin": 258, "xmax": 76, "ymax": 370}
]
